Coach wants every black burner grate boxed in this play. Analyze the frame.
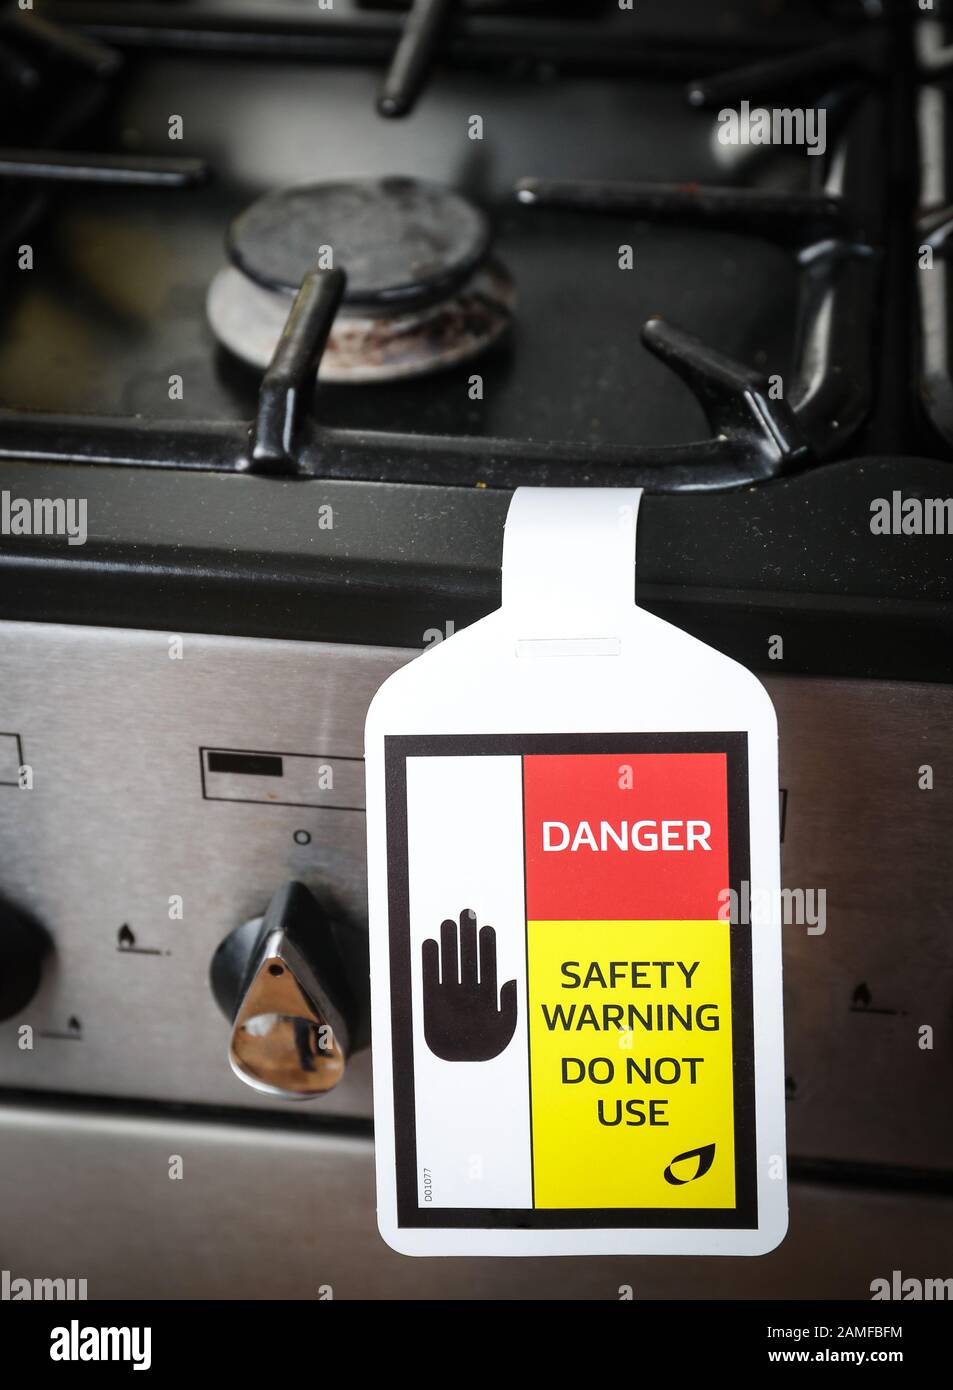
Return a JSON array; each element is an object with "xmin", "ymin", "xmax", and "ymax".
[{"xmin": 0, "ymin": 1, "xmax": 894, "ymax": 491}]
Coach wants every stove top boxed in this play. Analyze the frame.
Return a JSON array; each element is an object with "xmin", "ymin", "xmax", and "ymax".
[{"xmin": 0, "ymin": 0, "xmax": 950, "ymax": 681}]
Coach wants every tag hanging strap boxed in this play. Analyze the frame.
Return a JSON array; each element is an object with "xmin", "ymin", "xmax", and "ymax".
[{"xmin": 501, "ymin": 487, "xmax": 643, "ymax": 644}]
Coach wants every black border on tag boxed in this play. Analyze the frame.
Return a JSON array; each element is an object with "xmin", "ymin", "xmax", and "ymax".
[{"xmin": 384, "ymin": 732, "xmax": 756, "ymax": 1231}]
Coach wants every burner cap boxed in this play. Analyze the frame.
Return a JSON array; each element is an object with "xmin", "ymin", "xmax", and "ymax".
[{"xmin": 227, "ymin": 178, "xmax": 491, "ymax": 310}]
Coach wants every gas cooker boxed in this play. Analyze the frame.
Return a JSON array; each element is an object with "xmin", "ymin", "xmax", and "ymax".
[
  {"xmin": 0, "ymin": 0, "xmax": 948, "ymax": 674},
  {"xmin": 0, "ymin": 0, "xmax": 951, "ymax": 1301}
]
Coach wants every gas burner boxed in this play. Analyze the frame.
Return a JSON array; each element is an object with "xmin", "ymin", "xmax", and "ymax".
[{"xmin": 207, "ymin": 177, "xmax": 515, "ymax": 383}]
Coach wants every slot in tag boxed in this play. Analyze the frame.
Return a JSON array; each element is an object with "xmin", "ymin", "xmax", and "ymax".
[{"xmin": 365, "ymin": 487, "xmax": 786, "ymax": 1257}]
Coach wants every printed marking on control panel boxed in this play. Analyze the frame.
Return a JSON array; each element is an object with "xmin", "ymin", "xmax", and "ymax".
[
  {"xmin": 38, "ymin": 1016, "xmax": 83, "ymax": 1041},
  {"xmin": 849, "ymin": 982, "xmax": 900, "ymax": 1017},
  {"xmin": 0, "ymin": 732, "xmax": 24, "ymax": 786},
  {"xmin": 200, "ymin": 746, "xmax": 365, "ymax": 811},
  {"xmin": 116, "ymin": 923, "xmax": 168, "ymax": 956}
]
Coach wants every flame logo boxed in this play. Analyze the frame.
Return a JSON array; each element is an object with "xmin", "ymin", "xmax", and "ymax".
[{"xmin": 663, "ymin": 1142, "xmax": 716, "ymax": 1186}]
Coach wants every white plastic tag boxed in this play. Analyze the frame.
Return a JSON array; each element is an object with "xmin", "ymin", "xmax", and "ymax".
[{"xmin": 365, "ymin": 488, "xmax": 786, "ymax": 1257}]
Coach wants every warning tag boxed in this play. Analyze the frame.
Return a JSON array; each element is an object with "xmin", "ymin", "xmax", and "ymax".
[
  {"xmin": 365, "ymin": 489, "xmax": 786, "ymax": 1257},
  {"xmin": 384, "ymin": 735, "xmax": 754, "ymax": 1227},
  {"xmin": 526, "ymin": 748, "xmax": 740, "ymax": 1214}
]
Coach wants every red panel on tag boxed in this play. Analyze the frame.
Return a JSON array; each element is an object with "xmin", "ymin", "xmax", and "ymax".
[{"xmin": 522, "ymin": 752, "xmax": 729, "ymax": 920}]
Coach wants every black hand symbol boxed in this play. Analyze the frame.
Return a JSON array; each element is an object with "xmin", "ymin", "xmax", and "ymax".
[{"xmin": 422, "ymin": 909, "xmax": 518, "ymax": 1062}]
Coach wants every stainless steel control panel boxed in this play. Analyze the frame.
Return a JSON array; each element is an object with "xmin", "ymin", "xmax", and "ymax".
[
  {"xmin": 0, "ymin": 620, "xmax": 950, "ymax": 1172},
  {"xmin": 0, "ymin": 621, "xmax": 410, "ymax": 1119}
]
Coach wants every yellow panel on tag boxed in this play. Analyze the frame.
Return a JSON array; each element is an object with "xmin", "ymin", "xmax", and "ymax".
[{"xmin": 527, "ymin": 919, "xmax": 736, "ymax": 1210}]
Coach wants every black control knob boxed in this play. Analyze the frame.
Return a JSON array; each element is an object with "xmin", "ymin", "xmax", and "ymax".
[
  {"xmin": 0, "ymin": 900, "xmax": 50, "ymax": 1021},
  {"xmin": 210, "ymin": 881, "xmax": 361, "ymax": 1100}
]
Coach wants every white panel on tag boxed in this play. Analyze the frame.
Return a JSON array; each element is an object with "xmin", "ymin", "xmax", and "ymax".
[{"xmin": 365, "ymin": 488, "xmax": 786, "ymax": 1257}]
